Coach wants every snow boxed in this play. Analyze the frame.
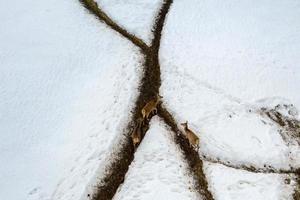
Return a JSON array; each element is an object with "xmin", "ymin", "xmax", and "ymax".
[
  {"xmin": 204, "ymin": 162, "xmax": 295, "ymax": 200},
  {"xmin": 95, "ymin": 0, "xmax": 163, "ymax": 45},
  {"xmin": 0, "ymin": 0, "xmax": 141, "ymax": 200},
  {"xmin": 1, "ymin": 0, "xmax": 299, "ymax": 199},
  {"xmin": 161, "ymin": 0, "xmax": 300, "ymax": 108},
  {"xmin": 199, "ymin": 102, "xmax": 300, "ymax": 169},
  {"xmin": 160, "ymin": 0, "xmax": 300, "ymax": 169},
  {"xmin": 113, "ymin": 117, "xmax": 199, "ymax": 200}
]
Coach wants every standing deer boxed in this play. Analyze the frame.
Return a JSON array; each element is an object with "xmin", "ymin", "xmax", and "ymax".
[
  {"xmin": 131, "ymin": 118, "xmax": 144, "ymax": 148},
  {"xmin": 181, "ymin": 121, "xmax": 199, "ymax": 150},
  {"xmin": 141, "ymin": 94, "xmax": 163, "ymax": 120}
]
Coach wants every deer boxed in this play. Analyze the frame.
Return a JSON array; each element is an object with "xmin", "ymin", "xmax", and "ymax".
[
  {"xmin": 131, "ymin": 118, "xmax": 144, "ymax": 149},
  {"xmin": 141, "ymin": 94, "xmax": 163, "ymax": 120},
  {"xmin": 181, "ymin": 121, "xmax": 199, "ymax": 151}
]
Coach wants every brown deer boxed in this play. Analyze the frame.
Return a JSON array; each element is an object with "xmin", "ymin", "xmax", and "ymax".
[
  {"xmin": 141, "ymin": 94, "xmax": 163, "ymax": 120},
  {"xmin": 131, "ymin": 118, "xmax": 144, "ymax": 148},
  {"xmin": 181, "ymin": 121, "xmax": 199, "ymax": 150}
]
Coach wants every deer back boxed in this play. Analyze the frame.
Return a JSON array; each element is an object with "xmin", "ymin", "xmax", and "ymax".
[
  {"xmin": 186, "ymin": 129, "xmax": 199, "ymax": 145},
  {"xmin": 143, "ymin": 99, "xmax": 157, "ymax": 112}
]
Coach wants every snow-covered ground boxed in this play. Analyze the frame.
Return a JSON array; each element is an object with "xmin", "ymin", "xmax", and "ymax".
[
  {"xmin": 160, "ymin": 0, "xmax": 300, "ymax": 171},
  {"xmin": 0, "ymin": 0, "xmax": 142, "ymax": 200},
  {"xmin": 204, "ymin": 162, "xmax": 295, "ymax": 200},
  {"xmin": 1, "ymin": 0, "xmax": 300, "ymax": 199},
  {"xmin": 113, "ymin": 117, "xmax": 199, "ymax": 200},
  {"xmin": 161, "ymin": 0, "xmax": 300, "ymax": 107}
]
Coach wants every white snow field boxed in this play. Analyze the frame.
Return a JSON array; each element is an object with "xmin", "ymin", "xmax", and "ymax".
[
  {"xmin": 113, "ymin": 117, "xmax": 199, "ymax": 200},
  {"xmin": 204, "ymin": 162, "xmax": 295, "ymax": 200},
  {"xmin": 160, "ymin": 0, "xmax": 300, "ymax": 171},
  {"xmin": 1, "ymin": 0, "xmax": 300, "ymax": 199},
  {"xmin": 95, "ymin": 0, "xmax": 163, "ymax": 45},
  {"xmin": 0, "ymin": 0, "xmax": 143, "ymax": 200}
]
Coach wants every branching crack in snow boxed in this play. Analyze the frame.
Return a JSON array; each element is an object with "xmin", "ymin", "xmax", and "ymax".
[
  {"xmin": 201, "ymin": 154, "xmax": 300, "ymax": 175},
  {"xmin": 79, "ymin": 0, "xmax": 300, "ymax": 200}
]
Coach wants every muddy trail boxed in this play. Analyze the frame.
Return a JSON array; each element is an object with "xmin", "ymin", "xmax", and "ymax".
[{"xmin": 79, "ymin": 0, "xmax": 300, "ymax": 199}]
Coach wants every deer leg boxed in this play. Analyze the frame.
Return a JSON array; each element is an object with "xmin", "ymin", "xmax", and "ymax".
[
  {"xmin": 153, "ymin": 108, "xmax": 157, "ymax": 115},
  {"xmin": 195, "ymin": 145, "xmax": 198, "ymax": 152},
  {"xmin": 133, "ymin": 141, "xmax": 136, "ymax": 149},
  {"xmin": 141, "ymin": 112, "xmax": 145, "ymax": 120}
]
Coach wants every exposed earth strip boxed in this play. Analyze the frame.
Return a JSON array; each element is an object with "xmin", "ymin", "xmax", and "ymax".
[{"xmin": 79, "ymin": 0, "xmax": 300, "ymax": 199}]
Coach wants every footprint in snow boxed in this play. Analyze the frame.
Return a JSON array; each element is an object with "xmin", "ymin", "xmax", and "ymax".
[
  {"xmin": 28, "ymin": 187, "xmax": 40, "ymax": 195},
  {"xmin": 83, "ymin": 169, "xmax": 89, "ymax": 175},
  {"xmin": 228, "ymin": 180, "xmax": 255, "ymax": 190}
]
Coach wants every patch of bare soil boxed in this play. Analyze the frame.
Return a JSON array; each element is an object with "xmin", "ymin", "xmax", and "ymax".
[
  {"xmin": 259, "ymin": 105, "xmax": 300, "ymax": 200},
  {"xmin": 262, "ymin": 108, "xmax": 300, "ymax": 145}
]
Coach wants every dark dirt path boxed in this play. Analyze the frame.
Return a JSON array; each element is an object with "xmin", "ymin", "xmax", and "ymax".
[
  {"xmin": 90, "ymin": 0, "xmax": 174, "ymax": 199},
  {"xmin": 79, "ymin": 0, "xmax": 300, "ymax": 199}
]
